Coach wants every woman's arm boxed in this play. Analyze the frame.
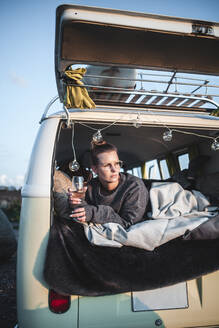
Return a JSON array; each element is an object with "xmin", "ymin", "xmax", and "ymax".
[{"xmin": 84, "ymin": 180, "xmax": 148, "ymax": 228}]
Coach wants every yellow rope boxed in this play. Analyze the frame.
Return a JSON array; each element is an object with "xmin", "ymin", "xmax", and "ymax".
[
  {"xmin": 210, "ymin": 108, "xmax": 219, "ymax": 117},
  {"xmin": 64, "ymin": 68, "xmax": 96, "ymax": 109}
]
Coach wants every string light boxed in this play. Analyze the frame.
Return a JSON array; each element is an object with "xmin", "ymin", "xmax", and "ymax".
[
  {"xmin": 92, "ymin": 130, "xmax": 103, "ymax": 144},
  {"xmin": 133, "ymin": 113, "xmax": 142, "ymax": 128},
  {"xmin": 211, "ymin": 138, "xmax": 219, "ymax": 151},
  {"xmin": 162, "ymin": 129, "xmax": 173, "ymax": 142},
  {"xmin": 78, "ymin": 120, "xmax": 118, "ymax": 144},
  {"xmin": 140, "ymin": 107, "xmax": 219, "ymax": 151},
  {"xmin": 162, "ymin": 127, "xmax": 219, "ymax": 151},
  {"xmin": 69, "ymin": 159, "xmax": 80, "ymax": 171},
  {"xmin": 69, "ymin": 123, "xmax": 80, "ymax": 171}
]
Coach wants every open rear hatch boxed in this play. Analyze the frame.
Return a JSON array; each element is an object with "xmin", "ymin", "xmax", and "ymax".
[{"xmin": 55, "ymin": 4, "xmax": 219, "ymax": 110}]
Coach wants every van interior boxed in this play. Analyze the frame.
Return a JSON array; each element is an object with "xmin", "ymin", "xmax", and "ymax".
[{"xmin": 54, "ymin": 65, "xmax": 219, "ymax": 205}]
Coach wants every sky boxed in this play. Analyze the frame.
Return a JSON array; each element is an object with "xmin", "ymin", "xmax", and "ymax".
[{"xmin": 1, "ymin": 0, "xmax": 219, "ymax": 188}]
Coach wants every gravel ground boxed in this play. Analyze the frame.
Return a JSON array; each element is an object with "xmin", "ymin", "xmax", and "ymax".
[{"xmin": 0, "ymin": 252, "xmax": 17, "ymax": 328}]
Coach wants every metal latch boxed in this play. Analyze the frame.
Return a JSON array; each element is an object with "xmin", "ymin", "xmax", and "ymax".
[{"xmin": 192, "ymin": 23, "xmax": 214, "ymax": 36}]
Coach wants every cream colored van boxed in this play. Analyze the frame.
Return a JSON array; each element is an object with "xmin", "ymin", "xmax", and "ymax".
[{"xmin": 17, "ymin": 4, "xmax": 219, "ymax": 328}]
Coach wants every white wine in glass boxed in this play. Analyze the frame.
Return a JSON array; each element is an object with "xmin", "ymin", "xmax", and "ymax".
[{"xmin": 72, "ymin": 176, "xmax": 85, "ymax": 199}]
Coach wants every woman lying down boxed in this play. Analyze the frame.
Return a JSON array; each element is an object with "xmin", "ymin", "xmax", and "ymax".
[{"xmin": 55, "ymin": 142, "xmax": 219, "ymax": 251}]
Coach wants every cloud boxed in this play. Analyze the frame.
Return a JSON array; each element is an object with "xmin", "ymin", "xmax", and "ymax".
[
  {"xmin": 9, "ymin": 71, "xmax": 28, "ymax": 88},
  {"xmin": 0, "ymin": 174, "xmax": 24, "ymax": 189}
]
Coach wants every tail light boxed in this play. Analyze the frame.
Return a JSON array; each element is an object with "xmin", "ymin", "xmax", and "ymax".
[{"xmin": 49, "ymin": 289, "xmax": 71, "ymax": 314}]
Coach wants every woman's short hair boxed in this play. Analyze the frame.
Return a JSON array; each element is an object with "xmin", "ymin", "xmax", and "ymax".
[{"xmin": 90, "ymin": 142, "xmax": 118, "ymax": 165}]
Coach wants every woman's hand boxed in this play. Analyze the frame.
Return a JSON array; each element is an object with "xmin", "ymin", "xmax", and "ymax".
[
  {"xmin": 68, "ymin": 188, "xmax": 82, "ymax": 206},
  {"xmin": 70, "ymin": 207, "xmax": 86, "ymax": 222},
  {"xmin": 68, "ymin": 187, "xmax": 87, "ymax": 222}
]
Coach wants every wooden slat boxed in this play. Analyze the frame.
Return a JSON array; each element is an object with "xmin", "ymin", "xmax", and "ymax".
[
  {"xmin": 192, "ymin": 99, "xmax": 206, "ymax": 107},
  {"xmin": 168, "ymin": 94, "xmax": 190, "ymax": 106},
  {"xmin": 159, "ymin": 96, "xmax": 177, "ymax": 105},
  {"xmin": 129, "ymin": 94, "xmax": 143, "ymax": 103},
  {"xmin": 140, "ymin": 95, "xmax": 154, "ymax": 104},
  {"xmin": 169, "ymin": 98, "xmax": 185, "ymax": 106},
  {"xmin": 118, "ymin": 93, "xmax": 131, "ymax": 102},
  {"xmin": 180, "ymin": 98, "xmax": 198, "ymax": 107},
  {"xmin": 191, "ymin": 95, "xmax": 213, "ymax": 107},
  {"xmin": 108, "ymin": 93, "xmax": 121, "ymax": 101},
  {"xmin": 150, "ymin": 96, "xmax": 164, "ymax": 105},
  {"xmin": 90, "ymin": 91, "xmax": 111, "ymax": 101}
]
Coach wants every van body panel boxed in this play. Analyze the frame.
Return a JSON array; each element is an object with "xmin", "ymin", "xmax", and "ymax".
[
  {"xmin": 78, "ymin": 273, "xmax": 219, "ymax": 328},
  {"xmin": 17, "ymin": 197, "xmax": 78, "ymax": 327},
  {"xmin": 65, "ymin": 108, "xmax": 219, "ymax": 129},
  {"xmin": 79, "ymin": 293, "xmax": 164, "ymax": 328},
  {"xmin": 18, "ymin": 112, "xmax": 219, "ymax": 328},
  {"xmin": 22, "ymin": 118, "xmax": 59, "ymax": 198},
  {"xmin": 58, "ymin": 4, "xmax": 219, "ymax": 34}
]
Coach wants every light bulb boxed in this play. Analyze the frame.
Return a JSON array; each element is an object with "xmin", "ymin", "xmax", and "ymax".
[
  {"xmin": 92, "ymin": 130, "xmax": 103, "ymax": 144},
  {"xmin": 163, "ymin": 130, "xmax": 173, "ymax": 142},
  {"xmin": 133, "ymin": 114, "xmax": 142, "ymax": 128},
  {"xmin": 211, "ymin": 139, "xmax": 219, "ymax": 151},
  {"xmin": 69, "ymin": 160, "xmax": 80, "ymax": 171}
]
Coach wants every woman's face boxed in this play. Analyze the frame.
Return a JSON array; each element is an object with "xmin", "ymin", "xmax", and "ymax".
[{"xmin": 92, "ymin": 151, "xmax": 121, "ymax": 185}]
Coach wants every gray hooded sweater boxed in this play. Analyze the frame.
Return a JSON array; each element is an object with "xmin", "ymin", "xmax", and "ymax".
[{"xmin": 85, "ymin": 173, "xmax": 148, "ymax": 229}]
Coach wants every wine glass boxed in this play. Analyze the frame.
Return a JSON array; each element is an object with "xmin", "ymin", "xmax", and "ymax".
[{"xmin": 72, "ymin": 176, "xmax": 85, "ymax": 200}]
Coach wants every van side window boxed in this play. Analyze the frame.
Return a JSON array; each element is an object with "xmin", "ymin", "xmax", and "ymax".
[
  {"xmin": 145, "ymin": 160, "xmax": 161, "ymax": 179},
  {"xmin": 127, "ymin": 150, "xmax": 190, "ymax": 180},
  {"xmin": 178, "ymin": 153, "xmax": 189, "ymax": 171},
  {"xmin": 159, "ymin": 159, "xmax": 170, "ymax": 179},
  {"xmin": 126, "ymin": 167, "xmax": 142, "ymax": 178}
]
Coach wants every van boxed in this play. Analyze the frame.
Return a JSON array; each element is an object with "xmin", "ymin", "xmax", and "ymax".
[{"xmin": 17, "ymin": 4, "xmax": 219, "ymax": 328}]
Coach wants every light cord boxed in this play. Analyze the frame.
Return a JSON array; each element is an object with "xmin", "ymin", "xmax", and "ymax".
[
  {"xmin": 78, "ymin": 120, "xmax": 118, "ymax": 132},
  {"xmin": 171, "ymin": 129, "xmax": 218, "ymax": 141},
  {"xmin": 143, "ymin": 109, "xmax": 219, "ymax": 142},
  {"xmin": 71, "ymin": 122, "xmax": 77, "ymax": 160},
  {"xmin": 71, "ymin": 113, "xmax": 218, "ymax": 150}
]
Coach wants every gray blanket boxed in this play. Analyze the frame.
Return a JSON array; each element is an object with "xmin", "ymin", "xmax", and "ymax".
[{"xmin": 84, "ymin": 182, "xmax": 218, "ymax": 251}]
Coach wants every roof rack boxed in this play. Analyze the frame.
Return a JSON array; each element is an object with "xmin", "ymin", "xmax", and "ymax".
[
  {"xmin": 40, "ymin": 70, "xmax": 219, "ymax": 123},
  {"xmin": 63, "ymin": 69, "xmax": 219, "ymax": 112}
]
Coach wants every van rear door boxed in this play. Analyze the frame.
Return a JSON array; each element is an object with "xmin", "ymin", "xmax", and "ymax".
[{"xmin": 55, "ymin": 4, "xmax": 219, "ymax": 102}]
